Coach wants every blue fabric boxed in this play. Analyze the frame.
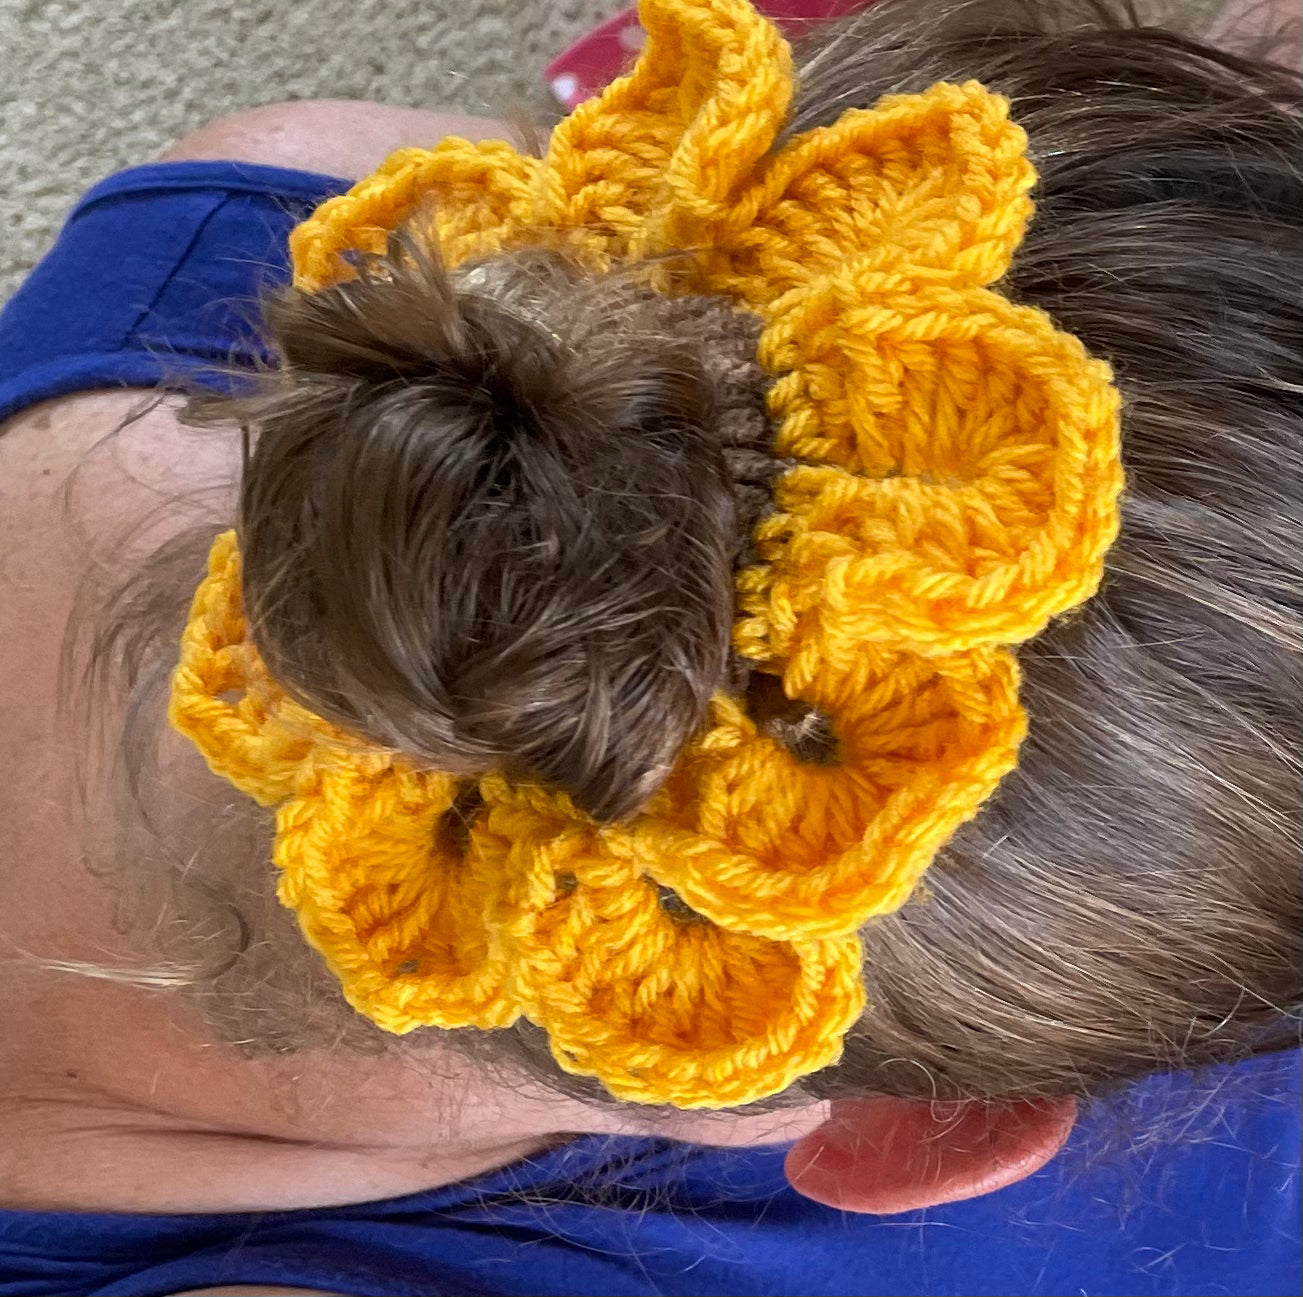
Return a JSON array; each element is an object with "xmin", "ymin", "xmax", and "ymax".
[
  {"xmin": 0, "ymin": 1052, "xmax": 1298, "ymax": 1296},
  {"xmin": 1, "ymin": 162, "xmax": 1299, "ymax": 1296},
  {"xmin": 0, "ymin": 160, "xmax": 350, "ymax": 420}
]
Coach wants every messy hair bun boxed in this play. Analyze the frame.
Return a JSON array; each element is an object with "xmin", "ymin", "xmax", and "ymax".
[{"xmin": 230, "ymin": 241, "xmax": 760, "ymax": 822}]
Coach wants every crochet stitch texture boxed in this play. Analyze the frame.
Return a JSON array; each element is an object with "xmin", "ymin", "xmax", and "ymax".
[{"xmin": 169, "ymin": 0, "xmax": 1124, "ymax": 1107}]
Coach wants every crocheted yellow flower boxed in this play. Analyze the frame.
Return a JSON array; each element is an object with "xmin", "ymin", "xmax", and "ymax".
[{"xmin": 171, "ymin": 0, "xmax": 1123, "ymax": 1108}]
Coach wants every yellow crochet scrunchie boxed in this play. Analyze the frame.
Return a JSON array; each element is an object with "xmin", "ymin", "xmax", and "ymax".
[{"xmin": 169, "ymin": 0, "xmax": 1123, "ymax": 1108}]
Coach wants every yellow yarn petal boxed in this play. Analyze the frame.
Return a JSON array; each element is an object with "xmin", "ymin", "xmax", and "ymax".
[
  {"xmin": 291, "ymin": 139, "xmax": 540, "ymax": 292},
  {"xmin": 634, "ymin": 647, "xmax": 1024, "ymax": 941},
  {"xmin": 525, "ymin": 0, "xmax": 792, "ymax": 267},
  {"xmin": 476, "ymin": 781, "xmax": 864, "ymax": 1108},
  {"xmin": 169, "ymin": 530, "xmax": 351, "ymax": 805},
  {"xmin": 736, "ymin": 288, "xmax": 1124, "ymax": 665},
  {"xmin": 687, "ymin": 80, "xmax": 1035, "ymax": 303},
  {"xmin": 276, "ymin": 762, "xmax": 520, "ymax": 1033}
]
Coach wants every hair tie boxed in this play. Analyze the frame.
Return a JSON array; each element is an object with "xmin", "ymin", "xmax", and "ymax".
[{"xmin": 170, "ymin": 0, "xmax": 1123, "ymax": 1108}]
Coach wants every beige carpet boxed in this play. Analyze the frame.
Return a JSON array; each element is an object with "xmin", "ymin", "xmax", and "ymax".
[
  {"xmin": 0, "ymin": 0, "xmax": 624, "ymax": 303},
  {"xmin": 0, "ymin": 0, "xmax": 1279, "ymax": 305}
]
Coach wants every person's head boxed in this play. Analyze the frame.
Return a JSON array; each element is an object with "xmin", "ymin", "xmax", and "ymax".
[{"xmin": 79, "ymin": 0, "xmax": 1301, "ymax": 1212}]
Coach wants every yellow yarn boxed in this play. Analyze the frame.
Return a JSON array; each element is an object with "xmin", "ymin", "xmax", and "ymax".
[{"xmin": 169, "ymin": 0, "xmax": 1123, "ymax": 1108}]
